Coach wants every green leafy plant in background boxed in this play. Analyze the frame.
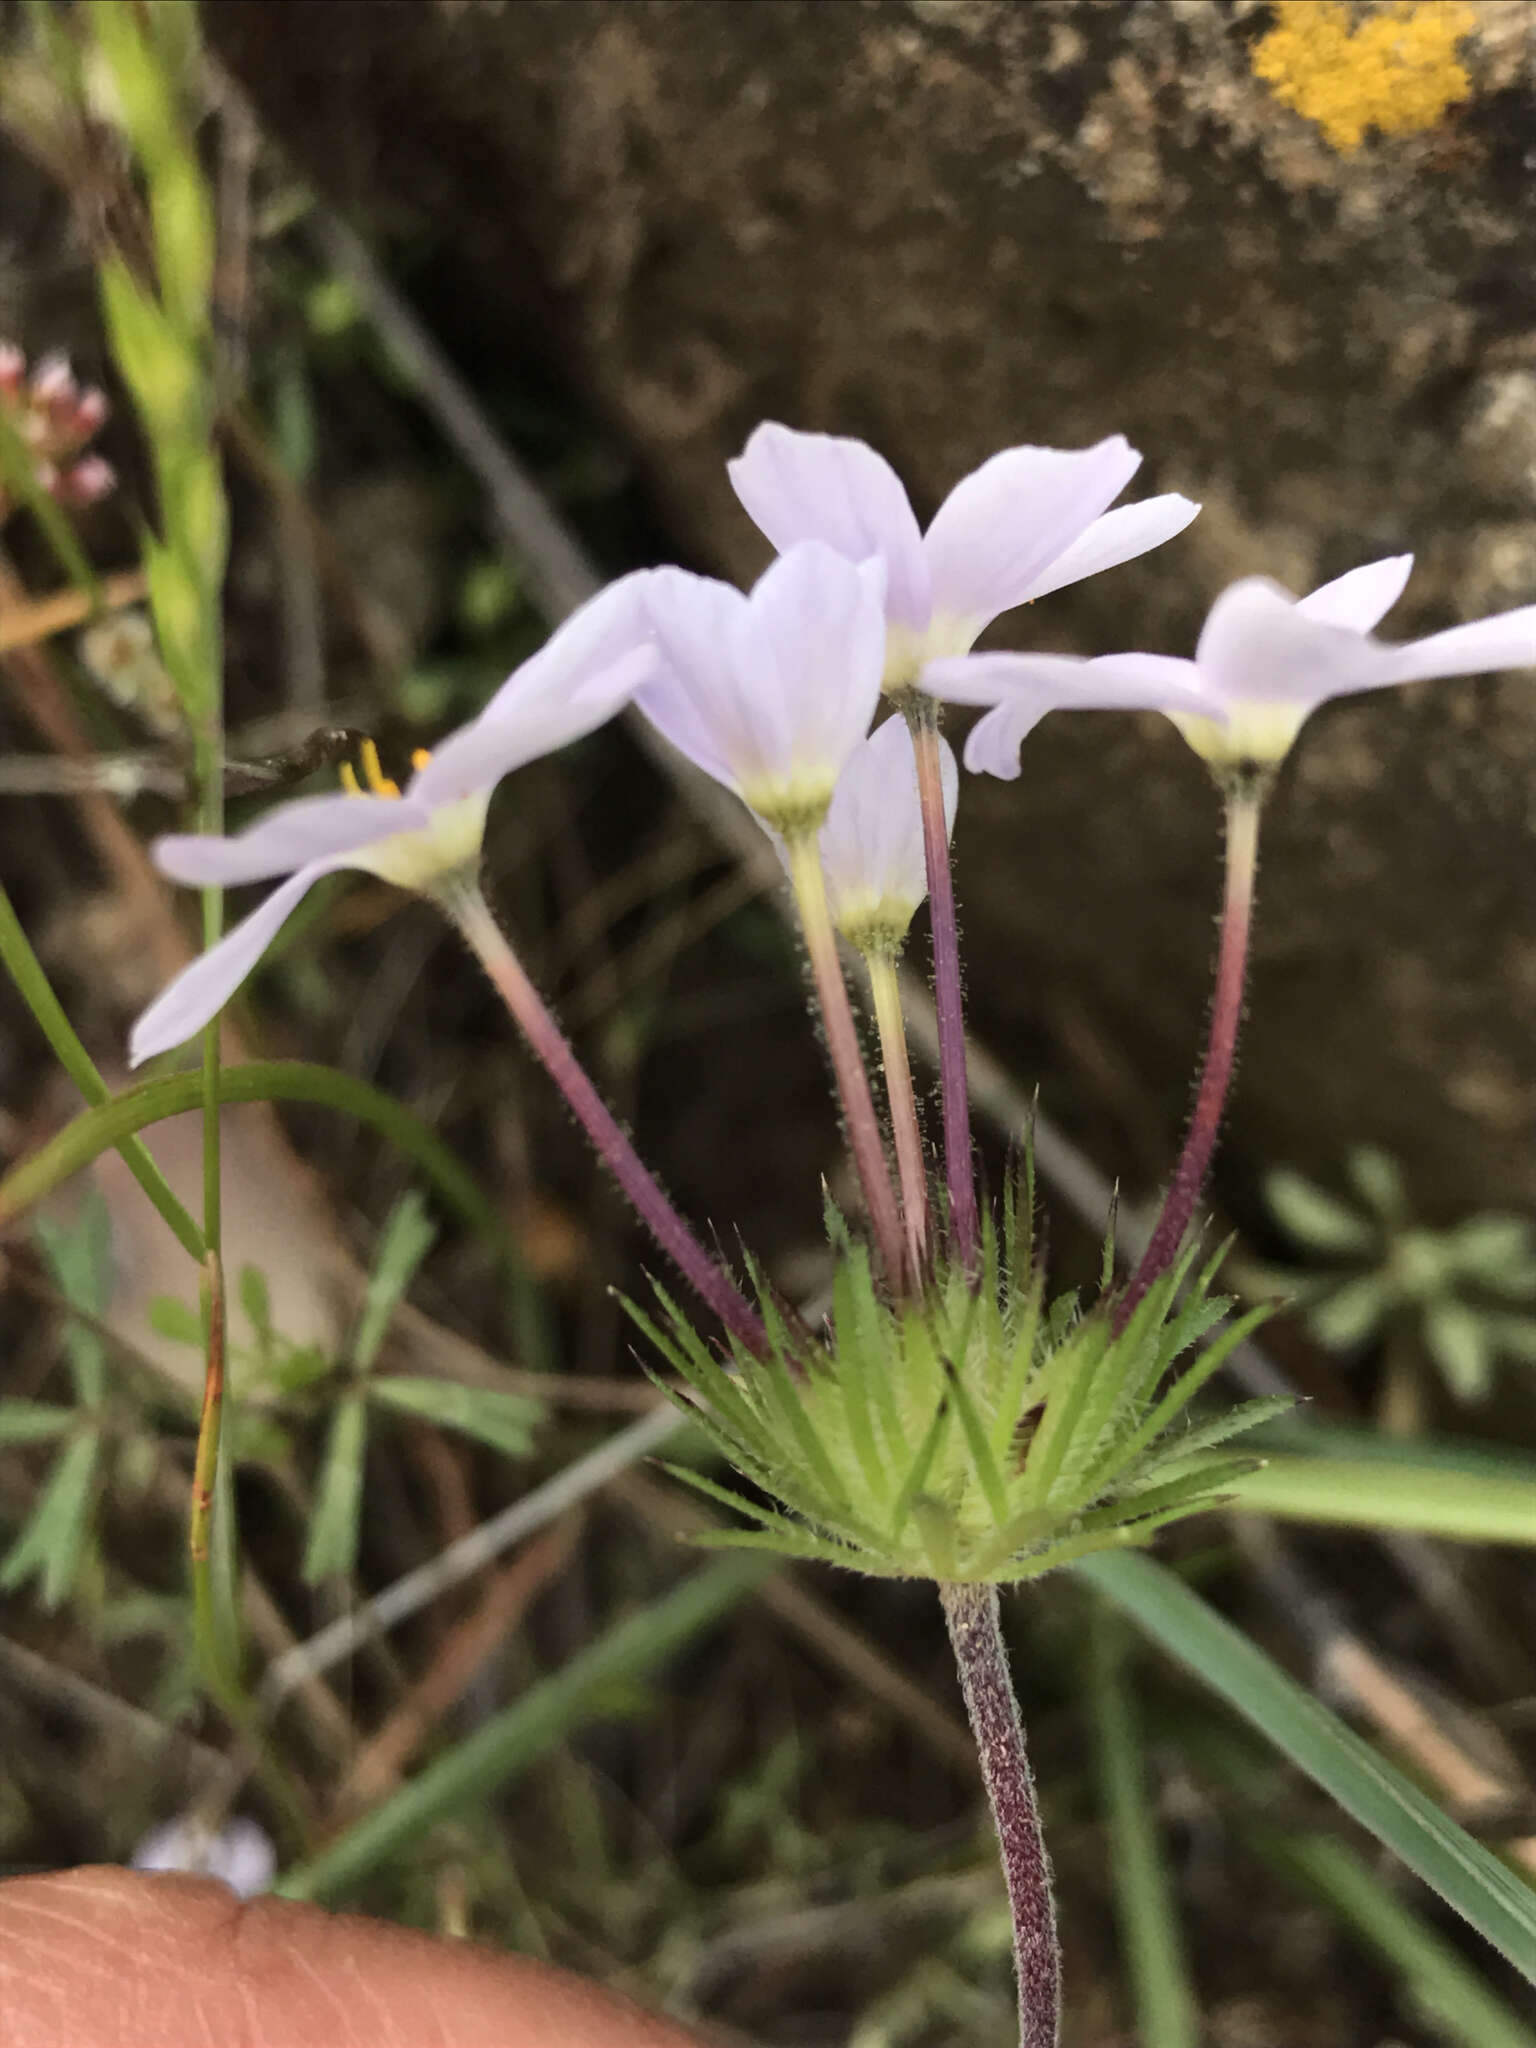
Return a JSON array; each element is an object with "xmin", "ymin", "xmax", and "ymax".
[
  {"xmin": 0, "ymin": 1193, "xmax": 112, "ymax": 1607},
  {"xmin": 1252, "ymin": 1145, "xmax": 1536, "ymax": 1430}
]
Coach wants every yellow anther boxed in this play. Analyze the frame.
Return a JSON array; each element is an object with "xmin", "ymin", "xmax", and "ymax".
[
  {"xmin": 360, "ymin": 736, "xmax": 401, "ymax": 797},
  {"xmin": 411, "ymin": 747, "xmax": 433, "ymax": 771},
  {"xmin": 339, "ymin": 761, "xmax": 362, "ymax": 796}
]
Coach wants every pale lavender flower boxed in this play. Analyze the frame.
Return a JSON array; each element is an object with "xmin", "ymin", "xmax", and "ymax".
[
  {"xmin": 930, "ymin": 555, "xmax": 1536, "ymax": 777},
  {"xmin": 129, "ymin": 577, "xmax": 656, "ymax": 1065},
  {"xmin": 820, "ymin": 715, "xmax": 958, "ymax": 953},
  {"xmin": 636, "ymin": 540, "xmax": 886, "ymax": 833},
  {"xmin": 132, "ymin": 1814, "xmax": 276, "ymax": 1897},
  {"xmin": 728, "ymin": 421, "xmax": 1199, "ymax": 690}
]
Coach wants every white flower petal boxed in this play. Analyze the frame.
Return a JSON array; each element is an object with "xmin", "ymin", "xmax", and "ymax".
[
  {"xmin": 1382, "ymin": 605, "xmax": 1536, "ymax": 686},
  {"xmin": 927, "ymin": 648, "xmax": 1207, "ymax": 712},
  {"xmin": 153, "ymin": 793, "xmax": 416, "ymax": 887},
  {"xmin": 1193, "ymin": 577, "xmax": 1396, "ymax": 705},
  {"xmin": 963, "ymin": 704, "xmax": 1037, "ymax": 781},
  {"xmin": 745, "ymin": 541, "xmax": 886, "ymax": 786},
  {"xmin": 476, "ymin": 570, "xmax": 656, "ymax": 728},
  {"xmin": 1022, "ymin": 493, "xmax": 1201, "ymax": 603},
  {"xmin": 728, "ymin": 422, "xmax": 930, "ymax": 630},
  {"xmin": 634, "ymin": 568, "xmax": 759, "ymax": 790},
  {"xmin": 820, "ymin": 716, "xmax": 955, "ymax": 927},
  {"xmin": 411, "ymin": 643, "xmax": 655, "ymax": 806},
  {"xmin": 1295, "ymin": 554, "xmax": 1413, "ymax": 632},
  {"xmin": 942, "ymin": 651, "xmax": 1209, "ymax": 777},
  {"xmin": 128, "ymin": 858, "xmax": 349, "ymax": 1065},
  {"xmin": 922, "ymin": 436, "xmax": 1142, "ymax": 641}
]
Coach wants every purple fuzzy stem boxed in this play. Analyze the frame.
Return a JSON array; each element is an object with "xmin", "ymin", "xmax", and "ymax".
[
  {"xmin": 1117, "ymin": 790, "xmax": 1261, "ymax": 1330},
  {"xmin": 941, "ymin": 1580, "xmax": 1060, "ymax": 2047},
  {"xmin": 909, "ymin": 704, "xmax": 979, "ymax": 1271},
  {"xmin": 453, "ymin": 884, "xmax": 768, "ymax": 1355}
]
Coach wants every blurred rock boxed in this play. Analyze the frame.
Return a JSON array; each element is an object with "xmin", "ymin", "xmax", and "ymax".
[{"xmin": 209, "ymin": 0, "xmax": 1536, "ymax": 1217}]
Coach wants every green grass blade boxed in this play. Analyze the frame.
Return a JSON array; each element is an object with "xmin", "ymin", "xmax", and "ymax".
[
  {"xmin": 1089, "ymin": 1610, "xmax": 1199, "ymax": 2048},
  {"xmin": 301, "ymin": 1392, "xmax": 368, "ymax": 1584},
  {"xmin": 0, "ymin": 885, "xmax": 202, "ymax": 1258},
  {"xmin": 0, "ymin": 1402, "xmax": 76, "ymax": 1444},
  {"xmin": 0, "ymin": 1061, "xmax": 507, "ymax": 1255},
  {"xmin": 0, "ymin": 1432, "xmax": 100, "ymax": 1608},
  {"xmin": 1226, "ymin": 1455, "xmax": 1536, "ymax": 1544},
  {"xmin": 350, "ymin": 1191, "xmax": 437, "ymax": 1373},
  {"xmin": 1260, "ymin": 1831, "xmax": 1536, "ymax": 2048},
  {"xmin": 275, "ymin": 1555, "xmax": 772, "ymax": 1903},
  {"xmin": 369, "ymin": 1376, "xmax": 543, "ymax": 1458},
  {"xmin": 1076, "ymin": 1551, "xmax": 1536, "ymax": 1981}
]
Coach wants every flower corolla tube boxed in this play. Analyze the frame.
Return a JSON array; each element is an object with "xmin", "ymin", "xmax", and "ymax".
[
  {"xmin": 128, "ymin": 576, "xmax": 657, "ymax": 1065},
  {"xmin": 728, "ymin": 420, "xmax": 1199, "ymax": 691},
  {"xmin": 819, "ymin": 714, "xmax": 958, "ymax": 955},
  {"xmin": 928, "ymin": 554, "xmax": 1536, "ymax": 778},
  {"xmin": 635, "ymin": 539, "xmax": 886, "ymax": 836}
]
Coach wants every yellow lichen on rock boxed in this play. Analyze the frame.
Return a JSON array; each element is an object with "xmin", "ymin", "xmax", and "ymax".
[{"xmin": 1252, "ymin": 0, "xmax": 1477, "ymax": 152}]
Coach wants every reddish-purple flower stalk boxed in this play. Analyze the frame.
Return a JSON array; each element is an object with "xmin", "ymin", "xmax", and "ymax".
[
  {"xmin": 1117, "ymin": 789, "xmax": 1262, "ymax": 1328},
  {"xmin": 907, "ymin": 701, "xmax": 980, "ymax": 1270},
  {"xmin": 942, "ymin": 1581, "xmax": 1059, "ymax": 2047},
  {"xmin": 452, "ymin": 883, "xmax": 768, "ymax": 1356},
  {"xmin": 785, "ymin": 834, "xmax": 911, "ymax": 1292}
]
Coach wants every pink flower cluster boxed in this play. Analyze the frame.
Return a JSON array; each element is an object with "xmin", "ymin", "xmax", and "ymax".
[{"xmin": 0, "ymin": 343, "xmax": 115, "ymax": 511}]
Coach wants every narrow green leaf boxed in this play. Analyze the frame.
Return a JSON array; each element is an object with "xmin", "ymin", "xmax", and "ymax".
[
  {"xmin": 1423, "ymin": 1302, "xmax": 1495, "ymax": 1403},
  {"xmin": 0, "ymin": 886, "xmax": 201, "ymax": 1258},
  {"xmin": 1266, "ymin": 1168, "xmax": 1375, "ymax": 1254},
  {"xmin": 0, "ymin": 1401, "xmax": 75, "ymax": 1445},
  {"xmin": 370, "ymin": 1376, "xmax": 542, "ymax": 1459},
  {"xmin": 889, "ymin": 1395, "xmax": 953, "ymax": 1537},
  {"xmin": 1076, "ymin": 1551, "xmax": 1536, "ymax": 1981},
  {"xmin": 147, "ymin": 1293, "xmax": 204, "ymax": 1345},
  {"xmin": 1088, "ymin": 1307, "xmax": 1274, "ymax": 1501},
  {"xmin": 829, "ymin": 1256, "xmax": 887, "ymax": 1497},
  {"xmin": 275, "ymin": 1556, "xmax": 772, "ymax": 1903},
  {"xmin": 0, "ymin": 1433, "xmax": 100, "ymax": 1608},
  {"xmin": 302, "ymin": 1393, "xmax": 367, "ymax": 1584},
  {"xmin": 0, "ymin": 1063, "xmax": 507, "ymax": 1260},
  {"xmin": 1259, "ymin": 1832, "xmax": 1536, "ymax": 2048},
  {"xmin": 1090, "ymin": 1611, "xmax": 1199, "ymax": 2048},
  {"xmin": 34, "ymin": 1191, "xmax": 112, "ymax": 1407},
  {"xmin": 1226, "ymin": 1455, "xmax": 1536, "ymax": 1545},
  {"xmin": 1308, "ymin": 1274, "xmax": 1388, "ymax": 1350},
  {"xmin": 351, "ymin": 1191, "xmax": 436, "ymax": 1374},
  {"xmin": 944, "ymin": 1360, "xmax": 1009, "ymax": 1529}
]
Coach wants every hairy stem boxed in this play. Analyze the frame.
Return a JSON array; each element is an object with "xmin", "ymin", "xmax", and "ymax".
[
  {"xmin": 785, "ymin": 833, "xmax": 909, "ymax": 1291},
  {"xmin": 906, "ymin": 700, "xmax": 979, "ymax": 1270},
  {"xmin": 451, "ymin": 883, "xmax": 767, "ymax": 1354},
  {"xmin": 941, "ymin": 1580, "xmax": 1060, "ymax": 2047},
  {"xmin": 866, "ymin": 947, "xmax": 929, "ymax": 1276},
  {"xmin": 1118, "ymin": 790, "xmax": 1261, "ymax": 1327}
]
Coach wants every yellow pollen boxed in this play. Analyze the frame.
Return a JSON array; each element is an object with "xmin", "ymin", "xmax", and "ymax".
[
  {"xmin": 360, "ymin": 737, "xmax": 401, "ymax": 797},
  {"xmin": 339, "ymin": 761, "xmax": 361, "ymax": 795},
  {"xmin": 411, "ymin": 746, "xmax": 432, "ymax": 771}
]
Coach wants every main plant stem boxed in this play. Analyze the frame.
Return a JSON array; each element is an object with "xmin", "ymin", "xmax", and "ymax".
[
  {"xmin": 906, "ymin": 699, "xmax": 979, "ymax": 1271},
  {"xmin": 1119, "ymin": 788, "xmax": 1261, "ymax": 1327},
  {"xmin": 941, "ymin": 1580, "xmax": 1060, "ymax": 2047},
  {"xmin": 866, "ymin": 947, "xmax": 929, "ymax": 1276},
  {"xmin": 785, "ymin": 834, "xmax": 909, "ymax": 1292},
  {"xmin": 451, "ymin": 882, "xmax": 768, "ymax": 1355}
]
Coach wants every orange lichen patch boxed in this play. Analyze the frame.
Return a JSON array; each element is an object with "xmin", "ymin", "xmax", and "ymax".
[{"xmin": 1251, "ymin": 0, "xmax": 1477, "ymax": 153}]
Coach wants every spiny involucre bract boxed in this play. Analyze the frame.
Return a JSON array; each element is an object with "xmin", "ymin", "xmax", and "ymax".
[{"xmin": 628, "ymin": 1187, "xmax": 1283, "ymax": 1585}]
